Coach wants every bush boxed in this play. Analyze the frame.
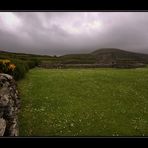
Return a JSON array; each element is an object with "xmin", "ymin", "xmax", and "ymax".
[
  {"xmin": 25, "ymin": 59, "xmax": 39, "ymax": 69},
  {"xmin": 11, "ymin": 59, "xmax": 29, "ymax": 80},
  {"xmin": 11, "ymin": 59, "xmax": 39, "ymax": 80},
  {"xmin": 0, "ymin": 58, "xmax": 39, "ymax": 80},
  {"xmin": 0, "ymin": 59, "xmax": 16, "ymax": 75},
  {"xmin": 0, "ymin": 59, "xmax": 28, "ymax": 80}
]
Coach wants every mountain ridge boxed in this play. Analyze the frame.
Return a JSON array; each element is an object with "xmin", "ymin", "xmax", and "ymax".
[
  {"xmin": 91, "ymin": 48, "xmax": 148, "ymax": 56},
  {"xmin": 59, "ymin": 48, "xmax": 148, "ymax": 67}
]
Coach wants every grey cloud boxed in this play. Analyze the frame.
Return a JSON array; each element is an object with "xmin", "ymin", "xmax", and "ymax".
[{"xmin": 0, "ymin": 12, "xmax": 148, "ymax": 55}]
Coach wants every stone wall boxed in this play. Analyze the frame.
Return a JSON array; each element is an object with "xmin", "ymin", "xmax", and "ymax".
[
  {"xmin": 39, "ymin": 61, "xmax": 146, "ymax": 69},
  {"xmin": 0, "ymin": 73, "xmax": 20, "ymax": 136}
]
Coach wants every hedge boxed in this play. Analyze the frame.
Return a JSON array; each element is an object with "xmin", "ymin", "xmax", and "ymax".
[{"xmin": 0, "ymin": 58, "xmax": 39, "ymax": 80}]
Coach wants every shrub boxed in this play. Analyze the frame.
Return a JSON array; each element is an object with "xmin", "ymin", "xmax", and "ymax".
[
  {"xmin": 11, "ymin": 59, "xmax": 29, "ymax": 80},
  {"xmin": 0, "ymin": 57, "xmax": 39, "ymax": 80},
  {"xmin": 25, "ymin": 59, "xmax": 38, "ymax": 69},
  {"xmin": 0, "ymin": 59, "xmax": 16, "ymax": 75},
  {"xmin": 11, "ymin": 59, "xmax": 39, "ymax": 80}
]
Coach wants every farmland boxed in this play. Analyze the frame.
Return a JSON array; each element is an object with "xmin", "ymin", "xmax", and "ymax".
[{"xmin": 18, "ymin": 67, "xmax": 148, "ymax": 136}]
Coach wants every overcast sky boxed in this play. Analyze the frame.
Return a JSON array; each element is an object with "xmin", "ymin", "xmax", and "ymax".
[{"xmin": 0, "ymin": 12, "xmax": 148, "ymax": 55}]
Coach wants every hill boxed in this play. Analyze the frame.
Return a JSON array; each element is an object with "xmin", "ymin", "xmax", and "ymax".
[
  {"xmin": 59, "ymin": 48, "xmax": 148, "ymax": 68},
  {"xmin": 0, "ymin": 50, "xmax": 53, "ymax": 61},
  {"xmin": 91, "ymin": 48, "xmax": 148, "ymax": 64},
  {"xmin": 1, "ymin": 48, "xmax": 148, "ymax": 68}
]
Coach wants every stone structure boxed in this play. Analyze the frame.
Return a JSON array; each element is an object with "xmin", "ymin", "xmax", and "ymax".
[{"xmin": 0, "ymin": 73, "xmax": 20, "ymax": 136}]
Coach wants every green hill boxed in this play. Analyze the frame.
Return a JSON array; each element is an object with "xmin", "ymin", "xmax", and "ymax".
[
  {"xmin": 91, "ymin": 48, "xmax": 148, "ymax": 65},
  {"xmin": 59, "ymin": 48, "xmax": 148, "ymax": 67},
  {"xmin": 1, "ymin": 48, "xmax": 148, "ymax": 68}
]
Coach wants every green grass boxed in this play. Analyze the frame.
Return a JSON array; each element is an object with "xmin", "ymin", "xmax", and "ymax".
[{"xmin": 18, "ymin": 67, "xmax": 148, "ymax": 136}]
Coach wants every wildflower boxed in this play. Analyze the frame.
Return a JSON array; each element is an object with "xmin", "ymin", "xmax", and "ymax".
[
  {"xmin": 8, "ymin": 64, "xmax": 16, "ymax": 71},
  {"xmin": 0, "ymin": 59, "xmax": 10, "ymax": 64},
  {"xmin": 70, "ymin": 123, "xmax": 74, "ymax": 127}
]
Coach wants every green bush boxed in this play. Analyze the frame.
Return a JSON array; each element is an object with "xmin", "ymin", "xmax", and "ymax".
[
  {"xmin": 0, "ymin": 59, "xmax": 16, "ymax": 75},
  {"xmin": 11, "ymin": 59, "xmax": 39, "ymax": 80},
  {"xmin": 10, "ymin": 59, "xmax": 29, "ymax": 80},
  {"xmin": 25, "ymin": 59, "xmax": 39, "ymax": 69},
  {"xmin": 0, "ymin": 55, "xmax": 40, "ymax": 80}
]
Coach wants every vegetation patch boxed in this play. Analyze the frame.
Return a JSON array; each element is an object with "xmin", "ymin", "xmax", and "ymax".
[{"xmin": 0, "ymin": 51, "xmax": 41, "ymax": 80}]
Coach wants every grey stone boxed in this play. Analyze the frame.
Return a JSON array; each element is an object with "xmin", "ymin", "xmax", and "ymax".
[
  {"xmin": 0, "ymin": 73, "xmax": 20, "ymax": 136},
  {"xmin": 0, "ymin": 94, "xmax": 9, "ymax": 106},
  {"xmin": 0, "ymin": 73, "xmax": 13, "ymax": 80},
  {"xmin": 0, "ymin": 118, "xmax": 6, "ymax": 136}
]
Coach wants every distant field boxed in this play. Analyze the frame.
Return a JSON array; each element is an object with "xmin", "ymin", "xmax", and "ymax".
[{"xmin": 18, "ymin": 68, "xmax": 148, "ymax": 136}]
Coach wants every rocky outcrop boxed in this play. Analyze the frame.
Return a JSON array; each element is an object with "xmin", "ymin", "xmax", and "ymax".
[{"xmin": 0, "ymin": 73, "xmax": 20, "ymax": 136}]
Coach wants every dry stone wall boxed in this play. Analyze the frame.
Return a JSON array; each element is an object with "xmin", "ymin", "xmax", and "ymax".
[{"xmin": 0, "ymin": 73, "xmax": 20, "ymax": 136}]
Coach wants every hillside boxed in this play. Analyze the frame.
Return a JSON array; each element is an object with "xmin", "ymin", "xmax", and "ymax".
[
  {"xmin": 1, "ymin": 48, "xmax": 148, "ymax": 68},
  {"xmin": 91, "ymin": 48, "xmax": 148, "ymax": 65},
  {"xmin": 59, "ymin": 48, "xmax": 148, "ymax": 67},
  {"xmin": 91, "ymin": 48, "xmax": 148, "ymax": 62},
  {"xmin": 0, "ymin": 49, "xmax": 58, "ymax": 66},
  {"xmin": 0, "ymin": 50, "xmax": 53, "ymax": 61}
]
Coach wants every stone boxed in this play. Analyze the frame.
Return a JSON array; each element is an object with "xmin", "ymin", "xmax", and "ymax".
[
  {"xmin": 0, "ymin": 73, "xmax": 13, "ymax": 80},
  {"xmin": 0, "ymin": 118, "xmax": 6, "ymax": 136},
  {"xmin": 0, "ymin": 73, "xmax": 20, "ymax": 136}
]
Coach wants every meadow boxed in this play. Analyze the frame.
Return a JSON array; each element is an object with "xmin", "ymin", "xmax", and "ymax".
[{"xmin": 18, "ymin": 67, "xmax": 148, "ymax": 136}]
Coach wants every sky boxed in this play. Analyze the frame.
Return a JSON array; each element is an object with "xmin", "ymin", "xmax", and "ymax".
[{"xmin": 0, "ymin": 12, "xmax": 148, "ymax": 55}]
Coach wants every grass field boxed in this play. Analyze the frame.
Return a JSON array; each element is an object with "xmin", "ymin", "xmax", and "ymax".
[{"xmin": 18, "ymin": 67, "xmax": 148, "ymax": 136}]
